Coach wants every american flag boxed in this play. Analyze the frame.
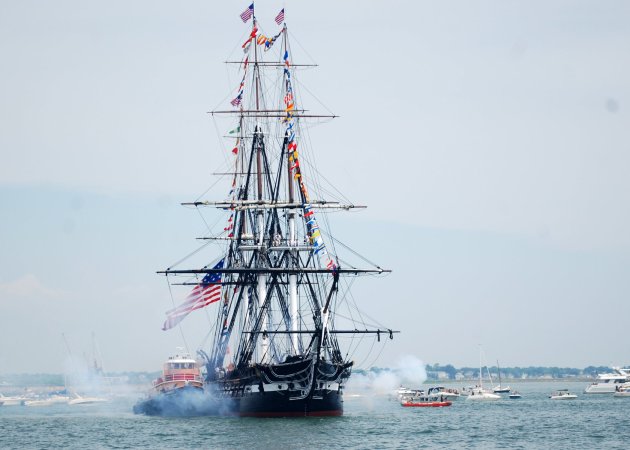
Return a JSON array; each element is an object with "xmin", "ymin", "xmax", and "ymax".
[
  {"xmin": 162, "ymin": 259, "xmax": 225, "ymax": 330},
  {"xmin": 275, "ymin": 8, "xmax": 285, "ymax": 25},
  {"xmin": 230, "ymin": 94, "xmax": 242, "ymax": 107},
  {"xmin": 240, "ymin": 3, "xmax": 254, "ymax": 23}
]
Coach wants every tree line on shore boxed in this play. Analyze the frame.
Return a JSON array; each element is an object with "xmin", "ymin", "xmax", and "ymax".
[{"xmin": 359, "ymin": 364, "xmax": 615, "ymax": 380}]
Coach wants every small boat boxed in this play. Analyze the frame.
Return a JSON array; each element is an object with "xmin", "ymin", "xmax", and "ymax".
[
  {"xmin": 23, "ymin": 398, "xmax": 55, "ymax": 407},
  {"xmin": 397, "ymin": 386, "xmax": 424, "ymax": 399},
  {"xmin": 0, "ymin": 393, "xmax": 30, "ymax": 406},
  {"xmin": 492, "ymin": 360, "xmax": 511, "ymax": 393},
  {"xmin": 508, "ymin": 391, "xmax": 522, "ymax": 399},
  {"xmin": 23, "ymin": 391, "xmax": 71, "ymax": 406},
  {"xmin": 133, "ymin": 352, "xmax": 207, "ymax": 416},
  {"xmin": 426, "ymin": 386, "xmax": 461, "ymax": 401},
  {"xmin": 402, "ymin": 399, "xmax": 451, "ymax": 408},
  {"xmin": 466, "ymin": 387, "xmax": 501, "ymax": 401},
  {"xmin": 68, "ymin": 394, "xmax": 108, "ymax": 405},
  {"xmin": 466, "ymin": 348, "xmax": 501, "ymax": 401},
  {"xmin": 549, "ymin": 389, "xmax": 577, "ymax": 400}
]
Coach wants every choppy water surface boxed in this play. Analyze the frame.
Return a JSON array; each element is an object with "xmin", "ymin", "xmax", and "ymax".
[{"xmin": 1, "ymin": 381, "xmax": 629, "ymax": 449}]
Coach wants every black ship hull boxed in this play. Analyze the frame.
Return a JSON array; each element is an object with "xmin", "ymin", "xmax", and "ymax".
[
  {"xmin": 234, "ymin": 389, "xmax": 343, "ymax": 417},
  {"xmin": 207, "ymin": 357, "xmax": 352, "ymax": 417}
]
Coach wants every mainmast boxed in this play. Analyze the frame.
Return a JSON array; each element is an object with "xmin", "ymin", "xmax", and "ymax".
[
  {"xmin": 281, "ymin": 25, "xmax": 300, "ymax": 356},
  {"xmin": 251, "ymin": 17, "xmax": 270, "ymax": 364}
]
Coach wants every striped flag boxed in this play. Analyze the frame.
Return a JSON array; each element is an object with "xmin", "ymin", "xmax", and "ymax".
[
  {"xmin": 162, "ymin": 259, "xmax": 225, "ymax": 331},
  {"xmin": 240, "ymin": 3, "xmax": 254, "ymax": 23},
  {"xmin": 230, "ymin": 94, "xmax": 242, "ymax": 107},
  {"xmin": 275, "ymin": 8, "xmax": 285, "ymax": 25}
]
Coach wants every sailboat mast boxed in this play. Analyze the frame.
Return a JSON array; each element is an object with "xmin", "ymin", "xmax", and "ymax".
[
  {"xmin": 497, "ymin": 360, "xmax": 502, "ymax": 388},
  {"xmin": 479, "ymin": 348, "xmax": 483, "ymax": 389}
]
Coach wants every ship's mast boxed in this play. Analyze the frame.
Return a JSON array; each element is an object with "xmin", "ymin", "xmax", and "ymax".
[
  {"xmin": 251, "ymin": 18, "xmax": 270, "ymax": 364},
  {"xmin": 282, "ymin": 25, "xmax": 300, "ymax": 356}
]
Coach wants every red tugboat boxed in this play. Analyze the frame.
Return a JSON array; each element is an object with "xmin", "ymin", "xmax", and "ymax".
[{"xmin": 133, "ymin": 353, "xmax": 213, "ymax": 416}]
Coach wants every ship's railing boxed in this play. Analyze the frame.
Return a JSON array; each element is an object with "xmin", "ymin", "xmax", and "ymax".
[{"xmin": 153, "ymin": 373, "xmax": 203, "ymax": 386}]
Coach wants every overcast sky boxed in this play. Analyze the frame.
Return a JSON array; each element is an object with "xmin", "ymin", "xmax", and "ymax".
[{"xmin": 1, "ymin": 0, "xmax": 629, "ymax": 374}]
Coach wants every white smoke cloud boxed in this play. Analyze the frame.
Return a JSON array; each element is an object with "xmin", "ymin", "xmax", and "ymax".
[{"xmin": 347, "ymin": 354, "xmax": 427, "ymax": 395}]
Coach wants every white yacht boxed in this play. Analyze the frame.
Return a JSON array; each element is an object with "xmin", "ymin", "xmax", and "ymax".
[
  {"xmin": 549, "ymin": 389, "xmax": 577, "ymax": 400},
  {"xmin": 584, "ymin": 367, "xmax": 630, "ymax": 394},
  {"xmin": 0, "ymin": 394, "xmax": 29, "ymax": 406},
  {"xmin": 426, "ymin": 386, "xmax": 461, "ymax": 401},
  {"xmin": 68, "ymin": 394, "xmax": 108, "ymax": 405}
]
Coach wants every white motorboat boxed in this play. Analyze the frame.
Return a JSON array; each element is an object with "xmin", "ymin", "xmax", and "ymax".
[
  {"xmin": 0, "ymin": 394, "xmax": 28, "ymax": 406},
  {"xmin": 426, "ymin": 386, "xmax": 461, "ymax": 401},
  {"xmin": 24, "ymin": 399, "xmax": 55, "ymax": 407},
  {"xmin": 549, "ymin": 389, "xmax": 577, "ymax": 400},
  {"xmin": 508, "ymin": 391, "xmax": 522, "ymax": 399},
  {"xmin": 584, "ymin": 367, "xmax": 630, "ymax": 394},
  {"xmin": 68, "ymin": 394, "xmax": 108, "ymax": 405},
  {"xmin": 397, "ymin": 386, "xmax": 424, "ymax": 400}
]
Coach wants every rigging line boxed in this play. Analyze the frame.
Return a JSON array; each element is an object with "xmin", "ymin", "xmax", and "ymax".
[
  {"xmin": 165, "ymin": 238, "xmax": 214, "ymax": 270},
  {"xmin": 285, "ymin": 36, "xmax": 336, "ymax": 117},
  {"xmin": 208, "ymin": 29, "xmax": 251, "ymax": 114},
  {"xmin": 195, "ymin": 206, "xmax": 214, "ymax": 236},
  {"xmin": 334, "ymin": 277, "xmax": 362, "ymax": 326},
  {"xmin": 292, "ymin": 75, "xmax": 336, "ymax": 117},
  {"xmin": 331, "ymin": 235, "xmax": 382, "ymax": 269},
  {"xmin": 211, "ymin": 115, "xmax": 233, "ymax": 171},
  {"xmin": 354, "ymin": 335, "xmax": 378, "ymax": 369},
  {"xmin": 286, "ymin": 30, "xmax": 318, "ymax": 71},
  {"xmin": 354, "ymin": 336, "xmax": 376, "ymax": 367},
  {"xmin": 342, "ymin": 330, "xmax": 366, "ymax": 362},
  {"xmin": 198, "ymin": 315, "xmax": 218, "ymax": 356},
  {"xmin": 365, "ymin": 338, "xmax": 389, "ymax": 369},
  {"xmin": 166, "ymin": 275, "xmax": 191, "ymax": 356},
  {"xmin": 344, "ymin": 286, "xmax": 392, "ymax": 331}
]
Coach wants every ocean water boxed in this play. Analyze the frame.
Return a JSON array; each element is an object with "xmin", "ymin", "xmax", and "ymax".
[{"xmin": 1, "ymin": 381, "xmax": 629, "ymax": 449}]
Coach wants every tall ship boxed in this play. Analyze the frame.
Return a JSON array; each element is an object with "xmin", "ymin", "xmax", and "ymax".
[{"xmin": 157, "ymin": 6, "xmax": 396, "ymax": 417}]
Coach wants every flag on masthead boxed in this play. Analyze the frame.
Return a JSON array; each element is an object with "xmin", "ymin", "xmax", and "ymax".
[
  {"xmin": 240, "ymin": 3, "xmax": 254, "ymax": 23},
  {"xmin": 275, "ymin": 8, "xmax": 285, "ymax": 25}
]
